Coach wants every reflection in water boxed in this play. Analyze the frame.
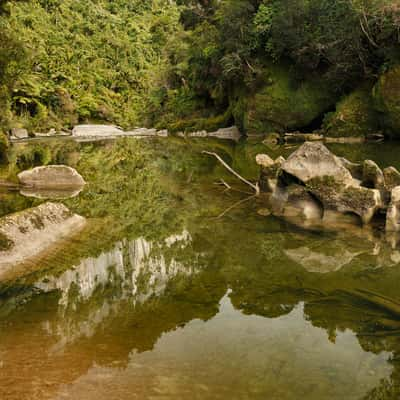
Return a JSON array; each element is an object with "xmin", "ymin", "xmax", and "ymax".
[
  {"xmin": 2, "ymin": 139, "xmax": 400, "ymax": 399},
  {"xmin": 1, "ymin": 214, "xmax": 400, "ymax": 399}
]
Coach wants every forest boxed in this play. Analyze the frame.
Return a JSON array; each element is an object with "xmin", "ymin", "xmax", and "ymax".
[{"xmin": 0, "ymin": 0, "xmax": 399, "ymax": 143}]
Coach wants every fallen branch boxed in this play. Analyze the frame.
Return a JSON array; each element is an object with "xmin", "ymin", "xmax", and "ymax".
[{"xmin": 202, "ymin": 151, "xmax": 260, "ymax": 195}]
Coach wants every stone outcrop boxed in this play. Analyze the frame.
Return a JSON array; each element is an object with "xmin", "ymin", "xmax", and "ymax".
[
  {"xmin": 0, "ymin": 202, "xmax": 86, "ymax": 275},
  {"xmin": 258, "ymin": 142, "xmax": 398, "ymax": 230},
  {"xmin": 18, "ymin": 165, "xmax": 86, "ymax": 189}
]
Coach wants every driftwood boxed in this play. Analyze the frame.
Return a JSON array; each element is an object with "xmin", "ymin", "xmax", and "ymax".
[{"xmin": 202, "ymin": 151, "xmax": 260, "ymax": 195}]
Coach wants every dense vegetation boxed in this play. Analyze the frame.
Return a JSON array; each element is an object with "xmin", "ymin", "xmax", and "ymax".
[{"xmin": 1, "ymin": 0, "xmax": 400, "ymax": 144}]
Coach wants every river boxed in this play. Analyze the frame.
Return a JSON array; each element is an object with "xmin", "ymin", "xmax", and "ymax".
[{"xmin": 0, "ymin": 137, "xmax": 400, "ymax": 399}]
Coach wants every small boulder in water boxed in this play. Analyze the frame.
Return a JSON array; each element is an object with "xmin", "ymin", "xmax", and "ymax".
[{"xmin": 18, "ymin": 165, "xmax": 86, "ymax": 189}]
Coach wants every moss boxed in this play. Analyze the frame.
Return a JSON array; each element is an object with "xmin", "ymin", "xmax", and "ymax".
[
  {"xmin": 245, "ymin": 63, "xmax": 337, "ymax": 135},
  {"xmin": 373, "ymin": 65, "xmax": 400, "ymax": 137},
  {"xmin": 163, "ymin": 110, "xmax": 232, "ymax": 134},
  {"xmin": 0, "ymin": 132, "xmax": 9, "ymax": 165},
  {"xmin": 0, "ymin": 232, "xmax": 13, "ymax": 251},
  {"xmin": 322, "ymin": 85, "xmax": 380, "ymax": 137}
]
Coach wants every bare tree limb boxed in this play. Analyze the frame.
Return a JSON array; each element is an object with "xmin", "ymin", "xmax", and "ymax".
[
  {"xmin": 202, "ymin": 151, "xmax": 260, "ymax": 195},
  {"xmin": 360, "ymin": 13, "xmax": 379, "ymax": 48}
]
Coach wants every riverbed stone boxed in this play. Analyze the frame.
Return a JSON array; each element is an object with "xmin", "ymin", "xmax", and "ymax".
[
  {"xmin": 18, "ymin": 165, "xmax": 86, "ymax": 189},
  {"xmin": 281, "ymin": 142, "xmax": 353, "ymax": 185}
]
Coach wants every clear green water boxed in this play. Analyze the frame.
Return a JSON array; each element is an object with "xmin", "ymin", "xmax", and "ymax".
[{"xmin": 1, "ymin": 139, "xmax": 400, "ymax": 399}]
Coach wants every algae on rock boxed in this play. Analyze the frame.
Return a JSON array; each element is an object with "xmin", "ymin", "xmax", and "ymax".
[
  {"xmin": 322, "ymin": 85, "xmax": 380, "ymax": 138},
  {"xmin": 243, "ymin": 64, "xmax": 337, "ymax": 135},
  {"xmin": 373, "ymin": 65, "xmax": 400, "ymax": 137}
]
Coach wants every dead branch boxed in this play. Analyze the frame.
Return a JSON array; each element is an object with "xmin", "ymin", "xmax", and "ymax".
[
  {"xmin": 360, "ymin": 13, "xmax": 379, "ymax": 48},
  {"xmin": 202, "ymin": 151, "xmax": 260, "ymax": 195}
]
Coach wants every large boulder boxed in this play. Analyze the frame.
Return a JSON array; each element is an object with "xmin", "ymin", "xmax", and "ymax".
[
  {"xmin": 18, "ymin": 165, "xmax": 86, "ymax": 189},
  {"xmin": 322, "ymin": 85, "xmax": 380, "ymax": 138},
  {"xmin": 276, "ymin": 142, "xmax": 383, "ymax": 224},
  {"xmin": 281, "ymin": 142, "xmax": 353, "ymax": 185},
  {"xmin": 0, "ymin": 202, "xmax": 86, "ymax": 276},
  {"xmin": 373, "ymin": 65, "xmax": 400, "ymax": 137}
]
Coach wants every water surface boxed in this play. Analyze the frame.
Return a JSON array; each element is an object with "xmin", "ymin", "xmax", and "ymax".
[{"xmin": 1, "ymin": 138, "xmax": 400, "ymax": 399}]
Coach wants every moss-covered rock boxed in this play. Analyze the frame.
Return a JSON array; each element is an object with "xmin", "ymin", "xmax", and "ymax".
[
  {"xmin": 322, "ymin": 85, "xmax": 380, "ymax": 137},
  {"xmin": 373, "ymin": 65, "xmax": 400, "ymax": 137},
  {"xmin": 242, "ymin": 64, "xmax": 337, "ymax": 135},
  {"xmin": 0, "ymin": 132, "xmax": 9, "ymax": 165}
]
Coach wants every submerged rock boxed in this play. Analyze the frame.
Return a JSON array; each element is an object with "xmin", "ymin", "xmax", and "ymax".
[
  {"xmin": 18, "ymin": 165, "xmax": 86, "ymax": 189},
  {"xmin": 0, "ymin": 202, "xmax": 86, "ymax": 275}
]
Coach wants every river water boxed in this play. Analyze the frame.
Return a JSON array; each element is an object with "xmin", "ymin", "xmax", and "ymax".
[{"xmin": 1, "ymin": 138, "xmax": 400, "ymax": 399}]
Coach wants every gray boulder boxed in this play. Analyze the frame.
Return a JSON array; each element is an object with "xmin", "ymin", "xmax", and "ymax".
[
  {"xmin": 18, "ymin": 165, "xmax": 86, "ymax": 189},
  {"xmin": 72, "ymin": 124, "xmax": 124, "ymax": 137},
  {"xmin": 281, "ymin": 142, "xmax": 353, "ymax": 185},
  {"xmin": 11, "ymin": 128, "xmax": 28, "ymax": 139}
]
